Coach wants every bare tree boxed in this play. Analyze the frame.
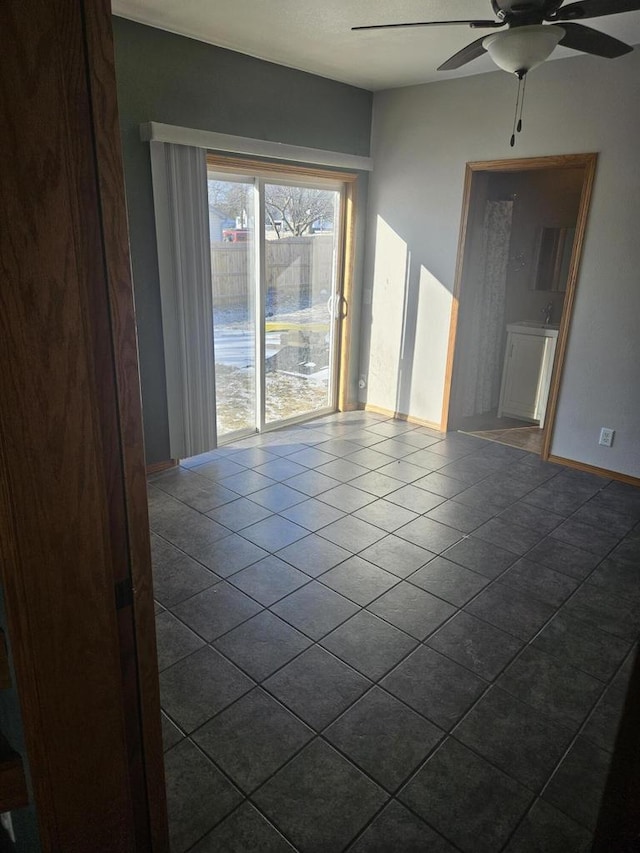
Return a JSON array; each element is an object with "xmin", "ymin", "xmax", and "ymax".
[
  {"xmin": 265, "ymin": 186, "xmax": 334, "ymax": 237},
  {"xmin": 208, "ymin": 180, "xmax": 252, "ymax": 225}
]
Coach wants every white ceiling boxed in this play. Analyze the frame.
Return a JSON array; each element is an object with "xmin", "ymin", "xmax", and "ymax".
[{"xmin": 112, "ymin": 0, "xmax": 640, "ymax": 90}]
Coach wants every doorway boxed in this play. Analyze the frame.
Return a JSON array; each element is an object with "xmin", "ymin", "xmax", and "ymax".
[
  {"xmin": 443, "ymin": 154, "xmax": 597, "ymax": 457},
  {"xmin": 207, "ymin": 160, "xmax": 349, "ymax": 441}
]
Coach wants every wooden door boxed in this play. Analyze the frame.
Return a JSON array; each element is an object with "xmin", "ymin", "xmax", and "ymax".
[{"xmin": 0, "ymin": 0, "xmax": 168, "ymax": 849}]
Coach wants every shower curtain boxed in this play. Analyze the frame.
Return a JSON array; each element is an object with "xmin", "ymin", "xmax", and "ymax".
[{"xmin": 461, "ymin": 199, "xmax": 513, "ymax": 418}]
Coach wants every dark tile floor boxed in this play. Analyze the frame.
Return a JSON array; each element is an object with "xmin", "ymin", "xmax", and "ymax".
[{"xmin": 149, "ymin": 411, "xmax": 640, "ymax": 853}]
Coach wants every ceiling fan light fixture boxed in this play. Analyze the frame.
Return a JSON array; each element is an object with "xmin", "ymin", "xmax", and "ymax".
[{"xmin": 483, "ymin": 24, "xmax": 565, "ymax": 74}]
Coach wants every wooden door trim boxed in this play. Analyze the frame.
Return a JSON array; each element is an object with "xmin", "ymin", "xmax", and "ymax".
[
  {"xmin": 83, "ymin": 0, "xmax": 169, "ymax": 848},
  {"xmin": 440, "ymin": 153, "xmax": 598, "ymax": 466}
]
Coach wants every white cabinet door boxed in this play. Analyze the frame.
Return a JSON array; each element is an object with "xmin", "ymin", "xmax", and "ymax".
[{"xmin": 499, "ymin": 332, "xmax": 547, "ymax": 421}]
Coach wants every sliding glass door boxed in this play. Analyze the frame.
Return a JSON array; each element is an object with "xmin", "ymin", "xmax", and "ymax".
[{"xmin": 208, "ymin": 165, "xmax": 343, "ymax": 439}]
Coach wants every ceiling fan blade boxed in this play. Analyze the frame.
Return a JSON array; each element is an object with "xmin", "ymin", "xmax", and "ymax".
[
  {"xmin": 558, "ymin": 22, "xmax": 633, "ymax": 57},
  {"xmin": 352, "ymin": 20, "xmax": 503, "ymax": 32},
  {"xmin": 550, "ymin": 0, "xmax": 640, "ymax": 20},
  {"xmin": 438, "ymin": 36, "xmax": 489, "ymax": 71}
]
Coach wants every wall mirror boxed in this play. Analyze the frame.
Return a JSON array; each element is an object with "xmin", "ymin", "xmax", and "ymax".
[{"xmin": 533, "ymin": 226, "xmax": 576, "ymax": 292}]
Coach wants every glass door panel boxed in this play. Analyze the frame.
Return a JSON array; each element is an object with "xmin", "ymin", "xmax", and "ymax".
[
  {"xmin": 208, "ymin": 175, "xmax": 257, "ymax": 436},
  {"xmin": 263, "ymin": 182, "xmax": 340, "ymax": 425}
]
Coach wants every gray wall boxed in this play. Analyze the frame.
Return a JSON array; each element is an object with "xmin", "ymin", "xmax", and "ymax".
[
  {"xmin": 112, "ymin": 17, "xmax": 372, "ymax": 463},
  {"xmin": 362, "ymin": 49, "xmax": 640, "ymax": 477}
]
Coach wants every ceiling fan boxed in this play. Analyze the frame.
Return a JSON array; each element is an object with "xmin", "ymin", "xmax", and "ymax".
[
  {"xmin": 353, "ymin": 1, "xmax": 637, "ymax": 74},
  {"xmin": 353, "ymin": 1, "xmax": 638, "ymax": 144}
]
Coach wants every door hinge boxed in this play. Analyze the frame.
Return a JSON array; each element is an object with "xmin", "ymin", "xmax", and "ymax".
[{"xmin": 114, "ymin": 578, "xmax": 133, "ymax": 611}]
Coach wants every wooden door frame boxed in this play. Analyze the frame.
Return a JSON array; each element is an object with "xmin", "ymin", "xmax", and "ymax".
[
  {"xmin": 0, "ymin": 0, "xmax": 168, "ymax": 848},
  {"xmin": 440, "ymin": 153, "xmax": 598, "ymax": 462}
]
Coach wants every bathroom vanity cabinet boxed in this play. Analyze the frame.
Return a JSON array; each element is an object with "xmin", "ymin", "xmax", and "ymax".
[{"xmin": 497, "ymin": 322, "xmax": 559, "ymax": 428}]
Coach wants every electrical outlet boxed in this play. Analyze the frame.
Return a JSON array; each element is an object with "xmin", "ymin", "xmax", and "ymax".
[{"xmin": 599, "ymin": 427, "xmax": 615, "ymax": 448}]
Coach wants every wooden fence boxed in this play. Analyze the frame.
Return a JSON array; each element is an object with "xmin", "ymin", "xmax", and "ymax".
[{"xmin": 211, "ymin": 235, "xmax": 335, "ymax": 312}]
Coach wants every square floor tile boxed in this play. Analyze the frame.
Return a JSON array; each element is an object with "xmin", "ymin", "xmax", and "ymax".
[
  {"xmin": 152, "ymin": 468, "xmax": 240, "ymax": 513},
  {"xmin": 283, "ymin": 469, "xmax": 341, "ymax": 497},
  {"xmin": 206, "ymin": 498, "xmax": 273, "ymax": 532},
  {"xmin": 160, "ymin": 646, "xmax": 255, "ymax": 732},
  {"xmin": 197, "ymin": 533, "xmax": 268, "ymax": 578},
  {"xmin": 326, "ymin": 687, "xmax": 443, "ymax": 791},
  {"xmin": 155, "ymin": 611, "xmax": 205, "ymax": 671},
  {"xmin": 408, "ymin": 557, "xmax": 489, "ymax": 606},
  {"xmin": 454, "ymin": 686, "xmax": 573, "ymax": 791},
  {"xmin": 276, "ymin": 534, "xmax": 350, "ymax": 577},
  {"xmin": 228, "ymin": 556, "xmax": 309, "ymax": 606},
  {"xmin": 465, "ymin": 583, "xmax": 556, "ymax": 641},
  {"xmin": 263, "ymin": 645, "xmax": 371, "ymax": 730},
  {"xmin": 368, "ymin": 583, "xmax": 455, "ymax": 641},
  {"xmin": 581, "ymin": 683, "xmax": 627, "ymax": 753},
  {"xmin": 395, "ymin": 517, "xmax": 463, "ymax": 554},
  {"xmin": 497, "ymin": 646, "xmax": 604, "ymax": 730},
  {"xmin": 315, "ymin": 459, "xmax": 369, "ymax": 483},
  {"xmin": 353, "ymin": 499, "xmax": 418, "ymax": 532},
  {"xmin": 426, "ymin": 500, "xmax": 494, "ymax": 533},
  {"xmin": 384, "ymin": 484, "xmax": 445, "ymax": 514},
  {"xmin": 376, "ymin": 460, "xmax": 427, "ymax": 483},
  {"xmin": 320, "ymin": 556, "xmax": 399, "ymax": 606},
  {"xmin": 161, "ymin": 712, "xmax": 184, "ymax": 752},
  {"xmin": 563, "ymin": 582, "xmax": 640, "ymax": 639},
  {"xmin": 443, "ymin": 536, "xmax": 517, "ymax": 579},
  {"xmin": 543, "ymin": 736, "xmax": 611, "ymax": 831},
  {"xmin": 359, "ymin": 535, "xmax": 435, "ymax": 578},
  {"xmin": 192, "ymin": 803, "xmax": 295, "ymax": 852},
  {"xmin": 412, "ymin": 472, "xmax": 467, "ymax": 498},
  {"xmin": 220, "ymin": 469, "xmax": 276, "ymax": 496},
  {"xmin": 271, "ymin": 582, "xmax": 359, "ymax": 640},
  {"xmin": 590, "ymin": 555, "xmax": 640, "ymax": 603},
  {"xmin": 404, "ymin": 447, "xmax": 450, "ymax": 471},
  {"xmin": 191, "ymin": 457, "xmax": 247, "ymax": 481},
  {"xmin": 250, "ymin": 483, "xmax": 307, "ymax": 512},
  {"xmin": 349, "ymin": 470, "xmax": 406, "ymax": 497},
  {"xmin": 229, "ymin": 448, "xmax": 279, "ymax": 468},
  {"xmin": 253, "ymin": 739, "xmax": 387, "ymax": 852},
  {"xmin": 498, "ymin": 501, "xmax": 565, "ymax": 536},
  {"xmin": 318, "ymin": 484, "xmax": 376, "ymax": 513},
  {"xmin": 473, "ymin": 517, "xmax": 544, "ymax": 556},
  {"xmin": 349, "ymin": 800, "xmax": 456, "ymax": 853},
  {"xmin": 399, "ymin": 738, "xmax": 533, "ymax": 853},
  {"xmin": 382, "ymin": 646, "xmax": 486, "ymax": 730},
  {"xmin": 279, "ymin": 498, "xmax": 344, "ymax": 532},
  {"xmin": 438, "ymin": 455, "xmax": 498, "ymax": 485},
  {"xmin": 320, "ymin": 610, "xmax": 417, "ymax": 681},
  {"xmin": 213, "ymin": 611, "xmax": 311, "ymax": 681},
  {"xmin": 254, "ymin": 458, "xmax": 307, "ymax": 482},
  {"xmin": 286, "ymin": 447, "xmax": 337, "ymax": 469},
  {"xmin": 318, "ymin": 515, "xmax": 386, "ymax": 552},
  {"xmin": 525, "ymin": 537, "xmax": 600, "ymax": 580},
  {"xmin": 500, "ymin": 557, "xmax": 580, "ymax": 607},
  {"xmin": 550, "ymin": 518, "xmax": 620, "ymax": 559},
  {"xmin": 165, "ymin": 739, "xmax": 242, "ymax": 853},
  {"xmin": 151, "ymin": 534, "xmax": 219, "ymax": 607},
  {"xmin": 427, "ymin": 611, "xmax": 523, "ymax": 681},
  {"xmin": 531, "ymin": 610, "xmax": 630, "ymax": 682},
  {"xmin": 193, "ymin": 688, "xmax": 313, "ymax": 793},
  {"xmin": 172, "ymin": 582, "xmax": 262, "ymax": 642},
  {"xmin": 504, "ymin": 799, "xmax": 592, "ymax": 853},
  {"xmin": 346, "ymin": 447, "xmax": 397, "ymax": 470},
  {"xmin": 241, "ymin": 516, "xmax": 309, "ymax": 551}
]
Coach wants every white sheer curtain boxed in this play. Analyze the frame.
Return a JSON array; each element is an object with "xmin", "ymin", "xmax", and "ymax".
[
  {"xmin": 149, "ymin": 142, "xmax": 217, "ymax": 459},
  {"xmin": 461, "ymin": 199, "xmax": 513, "ymax": 417}
]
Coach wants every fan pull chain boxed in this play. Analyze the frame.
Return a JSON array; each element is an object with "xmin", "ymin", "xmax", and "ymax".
[
  {"xmin": 510, "ymin": 71, "xmax": 525, "ymax": 148},
  {"xmin": 517, "ymin": 73, "xmax": 527, "ymax": 134}
]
